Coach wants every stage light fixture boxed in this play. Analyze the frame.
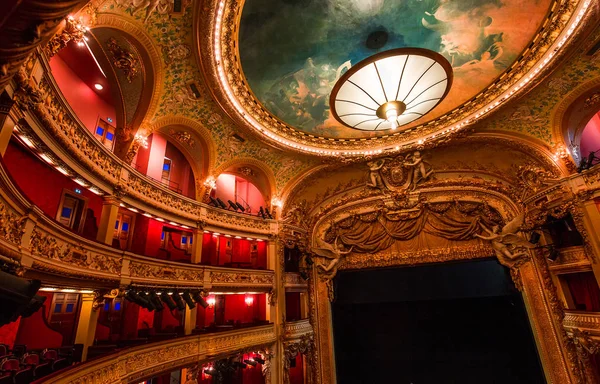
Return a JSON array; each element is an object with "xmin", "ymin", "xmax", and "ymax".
[
  {"xmin": 235, "ymin": 202, "xmax": 245, "ymax": 212},
  {"xmin": 192, "ymin": 290, "xmax": 209, "ymax": 308},
  {"xmin": 265, "ymin": 208, "xmax": 273, "ymax": 219},
  {"xmin": 300, "ymin": 271, "xmax": 309, "ymax": 280},
  {"xmin": 304, "ymin": 255, "xmax": 314, "ymax": 266},
  {"xmin": 172, "ymin": 291, "xmax": 186, "ymax": 311},
  {"xmin": 529, "ymin": 232, "xmax": 541, "ymax": 245},
  {"xmin": 182, "ymin": 290, "xmax": 196, "ymax": 309},
  {"xmin": 209, "ymin": 196, "xmax": 219, "ymax": 207},
  {"xmin": 244, "ymin": 359, "xmax": 257, "ymax": 367},
  {"xmin": 216, "ymin": 198, "xmax": 227, "ymax": 209},
  {"xmin": 228, "ymin": 200, "xmax": 239, "ymax": 211},
  {"xmin": 253, "ymin": 357, "xmax": 265, "ymax": 364},
  {"xmin": 548, "ymin": 248, "xmax": 560, "ymax": 262},
  {"xmin": 258, "ymin": 206, "xmax": 266, "ymax": 219},
  {"xmin": 149, "ymin": 291, "xmax": 164, "ymax": 311},
  {"xmin": 160, "ymin": 290, "xmax": 178, "ymax": 310}
]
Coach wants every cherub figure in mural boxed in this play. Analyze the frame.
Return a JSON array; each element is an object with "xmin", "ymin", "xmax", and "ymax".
[
  {"xmin": 366, "ymin": 158, "xmax": 386, "ymax": 188},
  {"xmin": 403, "ymin": 151, "xmax": 433, "ymax": 191},
  {"xmin": 310, "ymin": 236, "xmax": 353, "ymax": 276},
  {"xmin": 474, "ymin": 212, "xmax": 536, "ymax": 267}
]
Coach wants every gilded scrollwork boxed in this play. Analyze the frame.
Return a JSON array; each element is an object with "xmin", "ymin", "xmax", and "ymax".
[
  {"xmin": 283, "ymin": 334, "xmax": 314, "ymax": 384},
  {"xmin": 209, "ymin": 271, "xmax": 274, "ymax": 286},
  {"xmin": 106, "ymin": 37, "xmax": 140, "ymax": 83},
  {"xmin": 0, "ymin": 202, "xmax": 26, "ymax": 246},
  {"xmin": 128, "ymin": 261, "xmax": 204, "ymax": 282}
]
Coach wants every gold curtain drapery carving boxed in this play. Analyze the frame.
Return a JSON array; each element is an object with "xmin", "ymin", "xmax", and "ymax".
[{"xmin": 328, "ymin": 201, "xmax": 501, "ymax": 254}]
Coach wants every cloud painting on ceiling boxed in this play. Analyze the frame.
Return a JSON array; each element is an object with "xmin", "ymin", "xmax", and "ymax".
[{"xmin": 239, "ymin": 0, "xmax": 551, "ymax": 139}]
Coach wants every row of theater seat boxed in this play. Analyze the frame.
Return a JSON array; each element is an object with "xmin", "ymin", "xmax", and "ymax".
[{"xmin": 0, "ymin": 346, "xmax": 72, "ymax": 384}]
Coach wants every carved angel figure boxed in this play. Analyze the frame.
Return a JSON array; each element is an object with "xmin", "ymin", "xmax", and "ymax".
[
  {"xmin": 366, "ymin": 158, "xmax": 385, "ymax": 188},
  {"xmin": 403, "ymin": 151, "xmax": 433, "ymax": 191},
  {"xmin": 474, "ymin": 212, "xmax": 535, "ymax": 266},
  {"xmin": 310, "ymin": 236, "xmax": 353, "ymax": 276}
]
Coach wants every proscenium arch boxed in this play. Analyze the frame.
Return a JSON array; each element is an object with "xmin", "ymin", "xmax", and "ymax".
[
  {"xmin": 94, "ymin": 13, "xmax": 164, "ymax": 156},
  {"xmin": 213, "ymin": 157, "xmax": 277, "ymax": 209},
  {"xmin": 551, "ymin": 77, "xmax": 600, "ymax": 163},
  {"xmin": 310, "ymin": 185, "xmax": 521, "ymax": 249}
]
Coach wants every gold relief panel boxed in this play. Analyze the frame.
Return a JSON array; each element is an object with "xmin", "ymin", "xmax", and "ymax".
[{"xmin": 45, "ymin": 325, "xmax": 276, "ymax": 384}]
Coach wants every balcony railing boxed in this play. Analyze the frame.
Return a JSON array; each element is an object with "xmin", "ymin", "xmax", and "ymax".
[
  {"xmin": 40, "ymin": 324, "xmax": 276, "ymax": 384},
  {"xmin": 13, "ymin": 51, "xmax": 276, "ymax": 236},
  {"xmin": 283, "ymin": 319, "xmax": 313, "ymax": 341},
  {"xmin": 0, "ymin": 164, "xmax": 274, "ymax": 289},
  {"xmin": 284, "ymin": 272, "xmax": 308, "ymax": 289},
  {"xmin": 563, "ymin": 310, "xmax": 600, "ymax": 336}
]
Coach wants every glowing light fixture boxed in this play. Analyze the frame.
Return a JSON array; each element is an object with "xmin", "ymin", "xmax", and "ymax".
[
  {"xmin": 330, "ymin": 48, "xmax": 452, "ymax": 131},
  {"xmin": 206, "ymin": 296, "xmax": 216, "ymax": 308},
  {"xmin": 244, "ymin": 295, "xmax": 254, "ymax": 307},
  {"xmin": 94, "ymin": 83, "xmax": 103, "ymax": 90}
]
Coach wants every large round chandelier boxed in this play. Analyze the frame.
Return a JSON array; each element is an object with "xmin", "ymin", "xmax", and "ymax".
[{"xmin": 330, "ymin": 48, "xmax": 453, "ymax": 132}]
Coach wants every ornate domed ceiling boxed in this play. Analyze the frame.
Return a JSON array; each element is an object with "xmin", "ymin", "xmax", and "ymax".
[
  {"xmin": 239, "ymin": 0, "xmax": 550, "ymax": 139},
  {"xmin": 200, "ymin": 0, "xmax": 592, "ymax": 155}
]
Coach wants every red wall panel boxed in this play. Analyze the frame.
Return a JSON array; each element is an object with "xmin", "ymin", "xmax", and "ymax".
[
  {"xmin": 3, "ymin": 141, "xmax": 103, "ymax": 237},
  {"xmin": 14, "ymin": 292, "xmax": 63, "ymax": 350},
  {"xmin": 49, "ymin": 55, "xmax": 116, "ymax": 135}
]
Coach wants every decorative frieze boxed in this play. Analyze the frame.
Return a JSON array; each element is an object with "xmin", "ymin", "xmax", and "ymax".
[{"xmin": 44, "ymin": 325, "xmax": 276, "ymax": 384}]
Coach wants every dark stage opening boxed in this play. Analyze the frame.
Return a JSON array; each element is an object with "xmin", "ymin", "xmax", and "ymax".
[{"xmin": 332, "ymin": 259, "xmax": 545, "ymax": 384}]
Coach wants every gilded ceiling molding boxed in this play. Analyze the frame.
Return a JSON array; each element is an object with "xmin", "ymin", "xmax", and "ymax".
[
  {"xmin": 213, "ymin": 157, "xmax": 277, "ymax": 205},
  {"xmin": 149, "ymin": 115, "xmax": 217, "ymax": 175},
  {"xmin": 196, "ymin": 0, "xmax": 594, "ymax": 156},
  {"xmin": 93, "ymin": 12, "xmax": 164, "ymax": 130},
  {"xmin": 551, "ymin": 76, "xmax": 600, "ymax": 161},
  {"xmin": 470, "ymin": 132, "xmax": 571, "ymax": 176},
  {"xmin": 279, "ymin": 164, "xmax": 332, "ymax": 212}
]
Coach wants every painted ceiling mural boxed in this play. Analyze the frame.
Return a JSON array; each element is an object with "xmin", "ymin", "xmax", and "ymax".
[
  {"xmin": 239, "ymin": 0, "xmax": 553, "ymax": 139},
  {"xmin": 92, "ymin": 0, "xmax": 319, "ymax": 191}
]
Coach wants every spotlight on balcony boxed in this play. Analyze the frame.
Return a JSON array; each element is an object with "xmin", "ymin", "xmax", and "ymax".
[
  {"xmin": 258, "ymin": 206, "xmax": 266, "ymax": 219},
  {"xmin": 209, "ymin": 196, "xmax": 219, "ymax": 207},
  {"xmin": 235, "ymin": 202, "xmax": 245, "ymax": 212},
  {"xmin": 265, "ymin": 208, "xmax": 274, "ymax": 219},
  {"xmin": 228, "ymin": 200, "xmax": 239, "ymax": 211},
  {"xmin": 244, "ymin": 359, "xmax": 257, "ymax": 367},
  {"xmin": 182, "ymin": 290, "xmax": 196, "ymax": 309},
  {"xmin": 548, "ymin": 247, "xmax": 561, "ymax": 262},
  {"xmin": 253, "ymin": 357, "xmax": 265, "ymax": 365},
  {"xmin": 192, "ymin": 290, "xmax": 209, "ymax": 308},
  {"xmin": 172, "ymin": 291, "xmax": 186, "ymax": 311},
  {"xmin": 160, "ymin": 290, "xmax": 177, "ymax": 311},
  {"xmin": 216, "ymin": 198, "xmax": 227, "ymax": 209},
  {"xmin": 148, "ymin": 291, "xmax": 164, "ymax": 312}
]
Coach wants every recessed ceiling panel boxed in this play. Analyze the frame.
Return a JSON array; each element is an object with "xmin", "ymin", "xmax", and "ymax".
[{"xmin": 239, "ymin": 0, "xmax": 552, "ymax": 139}]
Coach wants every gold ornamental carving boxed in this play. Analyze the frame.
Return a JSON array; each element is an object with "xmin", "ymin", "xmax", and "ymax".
[
  {"xmin": 45, "ymin": 17, "xmax": 88, "ymax": 58},
  {"xmin": 106, "ymin": 37, "xmax": 140, "ymax": 83}
]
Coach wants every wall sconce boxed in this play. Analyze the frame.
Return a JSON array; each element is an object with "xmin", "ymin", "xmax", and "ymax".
[
  {"xmin": 134, "ymin": 133, "xmax": 149, "ymax": 149},
  {"xmin": 271, "ymin": 197, "xmax": 283, "ymax": 209},
  {"xmin": 244, "ymin": 295, "xmax": 254, "ymax": 307},
  {"xmin": 206, "ymin": 295, "xmax": 216, "ymax": 309},
  {"xmin": 204, "ymin": 176, "xmax": 217, "ymax": 190}
]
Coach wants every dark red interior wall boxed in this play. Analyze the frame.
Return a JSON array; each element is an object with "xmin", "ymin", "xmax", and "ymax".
[
  {"xmin": 197, "ymin": 300, "xmax": 215, "ymax": 327},
  {"xmin": 289, "ymin": 354, "xmax": 304, "ymax": 384},
  {"xmin": 241, "ymin": 353, "xmax": 265, "ymax": 384},
  {"xmin": 145, "ymin": 220, "xmax": 165, "ymax": 258},
  {"xmin": 164, "ymin": 142, "xmax": 195, "ymax": 199},
  {"xmin": 204, "ymin": 236, "xmax": 266, "ymax": 268},
  {"xmin": 285, "ymin": 292, "xmax": 301, "ymax": 322},
  {"xmin": 0, "ymin": 319, "xmax": 21, "ymax": 349},
  {"xmin": 154, "ymin": 308, "xmax": 181, "ymax": 332},
  {"xmin": 564, "ymin": 271, "xmax": 600, "ymax": 311},
  {"xmin": 3, "ymin": 141, "xmax": 103, "ymax": 236},
  {"xmin": 133, "ymin": 135, "xmax": 152, "ymax": 173},
  {"xmin": 122, "ymin": 301, "xmax": 141, "ymax": 339},
  {"xmin": 130, "ymin": 214, "xmax": 150, "ymax": 255},
  {"xmin": 223, "ymin": 294, "xmax": 266, "ymax": 324},
  {"xmin": 14, "ymin": 292, "xmax": 63, "ymax": 350}
]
